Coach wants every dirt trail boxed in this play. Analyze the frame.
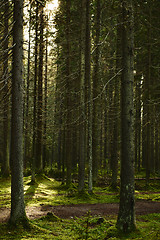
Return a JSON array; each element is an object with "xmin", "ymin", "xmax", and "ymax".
[{"xmin": 1, "ymin": 200, "xmax": 160, "ymax": 222}]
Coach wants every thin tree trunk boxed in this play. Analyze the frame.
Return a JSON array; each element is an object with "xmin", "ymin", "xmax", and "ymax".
[
  {"xmin": 78, "ymin": 0, "xmax": 86, "ymax": 192},
  {"xmin": 85, "ymin": 0, "xmax": 92, "ymax": 193},
  {"xmin": 2, "ymin": 0, "xmax": 10, "ymax": 177},
  {"xmin": 65, "ymin": 0, "xmax": 72, "ymax": 186},
  {"xmin": 92, "ymin": 0, "xmax": 101, "ymax": 185},
  {"xmin": 32, "ymin": 1, "xmax": 39, "ymax": 182},
  {"xmin": 110, "ymin": 20, "xmax": 121, "ymax": 188},
  {"xmin": 36, "ymin": 3, "xmax": 44, "ymax": 171},
  {"xmin": 43, "ymin": 26, "xmax": 48, "ymax": 169},
  {"xmin": 145, "ymin": 6, "xmax": 152, "ymax": 185}
]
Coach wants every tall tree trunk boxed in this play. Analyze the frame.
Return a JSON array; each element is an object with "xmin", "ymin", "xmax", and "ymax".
[
  {"xmin": 65, "ymin": 0, "xmax": 72, "ymax": 187},
  {"xmin": 110, "ymin": 21, "xmax": 121, "ymax": 188},
  {"xmin": 92, "ymin": 0, "xmax": 101, "ymax": 185},
  {"xmin": 32, "ymin": 1, "xmax": 39, "ymax": 182},
  {"xmin": 85, "ymin": 0, "xmax": 92, "ymax": 193},
  {"xmin": 43, "ymin": 26, "xmax": 48, "ymax": 169},
  {"xmin": 36, "ymin": 3, "xmax": 44, "ymax": 171},
  {"xmin": 145, "ymin": 6, "xmax": 151, "ymax": 185},
  {"xmin": 24, "ymin": 0, "xmax": 31, "ymax": 169},
  {"xmin": 78, "ymin": 0, "xmax": 86, "ymax": 192},
  {"xmin": 9, "ymin": 0, "xmax": 27, "ymax": 224},
  {"xmin": 2, "ymin": 0, "xmax": 10, "ymax": 177},
  {"xmin": 117, "ymin": 0, "xmax": 136, "ymax": 232}
]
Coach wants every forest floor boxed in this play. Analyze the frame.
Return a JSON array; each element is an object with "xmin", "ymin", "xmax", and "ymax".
[
  {"xmin": 1, "ymin": 175, "xmax": 160, "ymax": 223},
  {"xmin": 1, "ymin": 199, "xmax": 160, "ymax": 223},
  {"xmin": 0, "ymin": 175, "xmax": 160, "ymax": 239}
]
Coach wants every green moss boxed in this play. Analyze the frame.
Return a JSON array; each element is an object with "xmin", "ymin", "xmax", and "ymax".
[
  {"xmin": 1, "ymin": 175, "xmax": 160, "ymax": 239},
  {"xmin": 40, "ymin": 212, "xmax": 62, "ymax": 222},
  {"xmin": 1, "ymin": 213, "xmax": 160, "ymax": 239}
]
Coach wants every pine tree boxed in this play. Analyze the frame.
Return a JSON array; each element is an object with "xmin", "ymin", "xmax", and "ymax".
[
  {"xmin": 117, "ymin": 0, "xmax": 136, "ymax": 232},
  {"xmin": 9, "ymin": 0, "xmax": 27, "ymax": 225}
]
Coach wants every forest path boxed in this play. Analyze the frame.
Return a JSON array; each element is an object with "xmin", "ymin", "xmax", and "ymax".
[{"xmin": 0, "ymin": 200, "xmax": 160, "ymax": 222}]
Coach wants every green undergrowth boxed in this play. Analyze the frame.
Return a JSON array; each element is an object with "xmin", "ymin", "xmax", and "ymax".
[
  {"xmin": 0, "ymin": 175, "xmax": 160, "ymax": 209},
  {"xmin": 0, "ymin": 174, "xmax": 160, "ymax": 239},
  {"xmin": 0, "ymin": 213, "xmax": 160, "ymax": 239},
  {"xmin": 0, "ymin": 177, "xmax": 11, "ymax": 207},
  {"xmin": 24, "ymin": 175, "xmax": 120, "ymax": 206}
]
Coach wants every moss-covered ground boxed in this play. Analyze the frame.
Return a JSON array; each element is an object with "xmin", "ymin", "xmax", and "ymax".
[{"xmin": 0, "ymin": 172, "xmax": 160, "ymax": 239}]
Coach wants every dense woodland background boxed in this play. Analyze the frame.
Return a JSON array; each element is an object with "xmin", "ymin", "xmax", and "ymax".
[
  {"xmin": 1, "ymin": 0, "xmax": 160, "ymax": 185},
  {"xmin": 0, "ymin": 0, "xmax": 160, "ymax": 229}
]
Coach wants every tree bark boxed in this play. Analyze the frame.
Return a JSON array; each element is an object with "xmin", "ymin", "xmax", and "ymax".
[
  {"xmin": 65, "ymin": 0, "xmax": 72, "ymax": 187},
  {"xmin": 92, "ymin": 0, "xmax": 101, "ymax": 185},
  {"xmin": 24, "ymin": 0, "xmax": 31, "ymax": 169},
  {"xmin": 2, "ymin": 0, "xmax": 10, "ymax": 177},
  {"xmin": 9, "ymin": 0, "xmax": 27, "ymax": 225},
  {"xmin": 78, "ymin": 0, "xmax": 86, "ymax": 192},
  {"xmin": 43, "ymin": 25, "xmax": 48, "ymax": 169},
  {"xmin": 85, "ymin": 0, "xmax": 92, "ymax": 193},
  {"xmin": 117, "ymin": 0, "xmax": 136, "ymax": 232},
  {"xmin": 32, "ymin": 0, "xmax": 39, "ymax": 182},
  {"xmin": 36, "ymin": 3, "xmax": 44, "ymax": 171}
]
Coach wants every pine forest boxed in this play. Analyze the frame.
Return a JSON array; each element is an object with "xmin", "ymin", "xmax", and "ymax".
[{"xmin": 0, "ymin": 0, "xmax": 160, "ymax": 239}]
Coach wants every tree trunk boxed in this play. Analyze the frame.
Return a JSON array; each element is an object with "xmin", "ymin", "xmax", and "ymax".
[
  {"xmin": 24, "ymin": 1, "xmax": 31, "ymax": 169},
  {"xmin": 65, "ymin": 0, "xmax": 72, "ymax": 187},
  {"xmin": 2, "ymin": 0, "xmax": 10, "ymax": 177},
  {"xmin": 85, "ymin": 0, "xmax": 92, "ymax": 193},
  {"xmin": 32, "ymin": 0, "xmax": 39, "ymax": 182},
  {"xmin": 145, "ymin": 6, "xmax": 152, "ymax": 185},
  {"xmin": 9, "ymin": 0, "xmax": 27, "ymax": 225},
  {"xmin": 92, "ymin": 0, "xmax": 101, "ymax": 185},
  {"xmin": 43, "ymin": 26, "xmax": 48, "ymax": 169},
  {"xmin": 117, "ymin": 0, "xmax": 136, "ymax": 232},
  {"xmin": 78, "ymin": 0, "xmax": 86, "ymax": 192},
  {"xmin": 36, "ymin": 3, "xmax": 44, "ymax": 171},
  {"xmin": 110, "ymin": 19, "xmax": 121, "ymax": 188}
]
